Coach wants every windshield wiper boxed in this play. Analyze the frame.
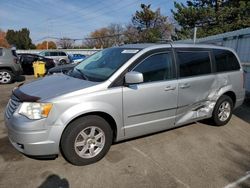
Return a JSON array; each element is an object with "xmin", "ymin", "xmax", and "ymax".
[{"xmin": 74, "ymin": 68, "xmax": 89, "ymax": 80}]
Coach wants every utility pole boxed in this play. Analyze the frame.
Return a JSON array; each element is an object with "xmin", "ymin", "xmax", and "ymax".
[
  {"xmin": 46, "ymin": 19, "xmax": 49, "ymax": 50},
  {"xmin": 193, "ymin": 27, "xmax": 197, "ymax": 44}
]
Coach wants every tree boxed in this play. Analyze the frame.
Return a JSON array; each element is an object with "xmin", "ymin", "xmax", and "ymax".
[
  {"xmin": 5, "ymin": 28, "xmax": 34, "ymax": 49},
  {"xmin": 57, "ymin": 37, "xmax": 74, "ymax": 49},
  {"xmin": 0, "ymin": 29, "xmax": 10, "ymax": 48},
  {"xmin": 124, "ymin": 4, "xmax": 173, "ymax": 43},
  {"xmin": 172, "ymin": 0, "xmax": 250, "ymax": 39},
  {"xmin": 36, "ymin": 41, "xmax": 57, "ymax": 49},
  {"xmin": 84, "ymin": 24, "xmax": 124, "ymax": 48}
]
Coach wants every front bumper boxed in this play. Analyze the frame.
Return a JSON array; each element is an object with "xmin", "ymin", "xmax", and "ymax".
[{"xmin": 4, "ymin": 113, "xmax": 61, "ymax": 156}]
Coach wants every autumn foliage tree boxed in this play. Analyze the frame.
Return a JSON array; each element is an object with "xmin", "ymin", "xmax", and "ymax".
[
  {"xmin": 84, "ymin": 24, "xmax": 124, "ymax": 48},
  {"xmin": 0, "ymin": 29, "xmax": 10, "ymax": 48},
  {"xmin": 36, "ymin": 41, "xmax": 57, "ymax": 49},
  {"xmin": 56, "ymin": 37, "xmax": 75, "ymax": 49}
]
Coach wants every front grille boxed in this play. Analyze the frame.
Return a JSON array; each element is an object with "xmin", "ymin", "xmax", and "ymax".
[{"xmin": 5, "ymin": 95, "xmax": 21, "ymax": 119}]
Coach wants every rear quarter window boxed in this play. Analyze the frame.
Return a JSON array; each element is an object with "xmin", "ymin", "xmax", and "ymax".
[
  {"xmin": 214, "ymin": 49, "xmax": 240, "ymax": 72},
  {"xmin": 59, "ymin": 52, "xmax": 66, "ymax": 56}
]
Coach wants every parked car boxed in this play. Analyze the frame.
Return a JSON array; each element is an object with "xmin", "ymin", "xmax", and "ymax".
[
  {"xmin": 68, "ymin": 54, "xmax": 86, "ymax": 64},
  {"xmin": 19, "ymin": 53, "xmax": 55, "ymax": 75},
  {"xmin": 0, "ymin": 47, "xmax": 22, "ymax": 84},
  {"xmin": 5, "ymin": 43, "xmax": 245, "ymax": 166},
  {"xmin": 47, "ymin": 62, "xmax": 78, "ymax": 75},
  {"xmin": 39, "ymin": 50, "xmax": 70, "ymax": 65}
]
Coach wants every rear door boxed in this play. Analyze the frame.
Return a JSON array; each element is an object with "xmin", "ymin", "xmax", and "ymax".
[
  {"xmin": 175, "ymin": 48, "xmax": 215, "ymax": 125},
  {"xmin": 122, "ymin": 49, "xmax": 178, "ymax": 139}
]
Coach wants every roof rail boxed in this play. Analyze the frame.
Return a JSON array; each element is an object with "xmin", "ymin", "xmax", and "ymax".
[{"xmin": 156, "ymin": 39, "xmax": 173, "ymax": 44}]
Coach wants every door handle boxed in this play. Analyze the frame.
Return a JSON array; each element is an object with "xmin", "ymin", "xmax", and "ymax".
[
  {"xmin": 180, "ymin": 83, "xmax": 191, "ymax": 89},
  {"xmin": 164, "ymin": 86, "xmax": 176, "ymax": 91}
]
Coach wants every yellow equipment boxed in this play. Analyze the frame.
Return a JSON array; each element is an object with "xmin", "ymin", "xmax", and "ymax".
[{"xmin": 33, "ymin": 61, "xmax": 46, "ymax": 78}]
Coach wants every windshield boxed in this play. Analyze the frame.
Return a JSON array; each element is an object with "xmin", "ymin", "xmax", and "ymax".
[{"xmin": 69, "ymin": 47, "xmax": 139, "ymax": 82}]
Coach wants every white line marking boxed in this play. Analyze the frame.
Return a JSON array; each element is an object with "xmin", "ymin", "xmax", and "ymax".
[{"xmin": 224, "ymin": 171, "xmax": 250, "ymax": 188}]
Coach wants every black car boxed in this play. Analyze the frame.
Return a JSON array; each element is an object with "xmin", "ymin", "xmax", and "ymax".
[
  {"xmin": 19, "ymin": 53, "xmax": 55, "ymax": 75},
  {"xmin": 47, "ymin": 63, "xmax": 78, "ymax": 75}
]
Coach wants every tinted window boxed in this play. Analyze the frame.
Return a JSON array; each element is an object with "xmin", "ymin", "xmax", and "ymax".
[
  {"xmin": 59, "ymin": 52, "xmax": 66, "ymax": 56},
  {"xmin": 214, "ymin": 49, "xmax": 240, "ymax": 72},
  {"xmin": 0, "ymin": 48, "xmax": 2, "ymax": 56},
  {"xmin": 50, "ymin": 52, "xmax": 58, "ymax": 56},
  {"xmin": 44, "ymin": 52, "xmax": 50, "ymax": 56},
  {"xmin": 178, "ymin": 51, "xmax": 211, "ymax": 78},
  {"xmin": 133, "ymin": 52, "xmax": 173, "ymax": 83}
]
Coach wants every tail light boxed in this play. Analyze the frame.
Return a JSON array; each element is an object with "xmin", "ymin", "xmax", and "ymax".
[{"xmin": 14, "ymin": 57, "xmax": 18, "ymax": 64}]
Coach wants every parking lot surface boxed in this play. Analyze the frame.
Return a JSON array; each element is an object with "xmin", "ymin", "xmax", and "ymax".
[{"xmin": 0, "ymin": 76, "xmax": 250, "ymax": 188}]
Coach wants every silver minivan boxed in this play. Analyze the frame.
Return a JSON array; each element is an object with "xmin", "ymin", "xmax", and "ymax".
[
  {"xmin": 39, "ymin": 50, "xmax": 70, "ymax": 65},
  {"xmin": 4, "ymin": 43, "xmax": 245, "ymax": 165}
]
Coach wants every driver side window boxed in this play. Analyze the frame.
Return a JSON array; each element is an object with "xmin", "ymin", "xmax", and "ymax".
[{"xmin": 133, "ymin": 52, "xmax": 174, "ymax": 83}]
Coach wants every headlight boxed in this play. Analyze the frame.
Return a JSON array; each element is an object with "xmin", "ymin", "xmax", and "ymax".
[{"xmin": 19, "ymin": 102, "xmax": 53, "ymax": 120}]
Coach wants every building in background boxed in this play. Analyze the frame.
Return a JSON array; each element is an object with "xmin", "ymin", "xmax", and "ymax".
[{"xmin": 177, "ymin": 27, "xmax": 250, "ymax": 64}]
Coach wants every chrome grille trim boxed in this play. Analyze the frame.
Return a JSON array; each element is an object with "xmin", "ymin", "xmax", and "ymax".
[{"xmin": 5, "ymin": 95, "xmax": 21, "ymax": 119}]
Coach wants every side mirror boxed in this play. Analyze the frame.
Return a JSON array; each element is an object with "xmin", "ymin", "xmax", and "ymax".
[{"xmin": 125, "ymin": 71, "xmax": 143, "ymax": 84}]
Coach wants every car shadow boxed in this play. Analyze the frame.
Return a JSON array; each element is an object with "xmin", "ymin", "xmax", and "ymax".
[
  {"xmin": 38, "ymin": 174, "xmax": 69, "ymax": 188},
  {"xmin": 15, "ymin": 75, "xmax": 26, "ymax": 82},
  {"xmin": 234, "ymin": 98, "xmax": 250, "ymax": 124}
]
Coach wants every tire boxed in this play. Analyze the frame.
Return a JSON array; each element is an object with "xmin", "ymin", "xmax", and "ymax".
[
  {"xmin": 0, "ymin": 69, "xmax": 14, "ymax": 84},
  {"xmin": 60, "ymin": 115, "xmax": 113, "ymax": 166},
  {"xmin": 59, "ymin": 59, "xmax": 67, "ymax": 65},
  {"xmin": 211, "ymin": 95, "xmax": 233, "ymax": 126}
]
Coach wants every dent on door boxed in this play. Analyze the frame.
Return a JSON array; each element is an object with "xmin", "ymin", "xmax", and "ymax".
[{"xmin": 175, "ymin": 74, "xmax": 232, "ymax": 125}]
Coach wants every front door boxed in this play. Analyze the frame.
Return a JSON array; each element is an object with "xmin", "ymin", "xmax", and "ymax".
[{"xmin": 122, "ymin": 50, "xmax": 178, "ymax": 139}]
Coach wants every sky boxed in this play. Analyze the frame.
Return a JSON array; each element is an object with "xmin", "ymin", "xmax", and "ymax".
[{"xmin": 0, "ymin": 0, "xmax": 187, "ymax": 44}]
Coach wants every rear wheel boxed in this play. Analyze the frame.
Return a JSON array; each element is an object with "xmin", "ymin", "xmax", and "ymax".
[
  {"xmin": 59, "ymin": 59, "xmax": 67, "ymax": 65},
  {"xmin": 0, "ymin": 69, "xmax": 14, "ymax": 84},
  {"xmin": 211, "ymin": 95, "xmax": 233, "ymax": 126},
  {"xmin": 60, "ymin": 115, "xmax": 113, "ymax": 166}
]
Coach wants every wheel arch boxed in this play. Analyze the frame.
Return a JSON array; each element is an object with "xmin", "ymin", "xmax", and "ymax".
[
  {"xmin": 61, "ymin": 111, "xmax": 118, "ymax": 143},
  {"xmin": 221, "ymin": 91, "xmax": 236, "ymax": 107},
  {"xmin": 0, "ymin": 66, "xmax": 14, "ymax": 73}
]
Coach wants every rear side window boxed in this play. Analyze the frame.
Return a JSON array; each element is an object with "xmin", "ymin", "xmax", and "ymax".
[
  {"xmin": 214, "ymin": 49, "xmax": 240, "ymax": 72},
  {"xmin": 177, "ymin": 51, "xmax": 211, "ymax": 78},
  {"xmin": 133, "ymin": 52, "xmax": 174, "ymax": 83},
  {"xmin": 0, "ymin": 48, "xmax": 2, "ymax": 56},
  {"xmin": 59, "ymin": 52, "xmax": 66, "ymax": 56},
  {"xmin": 44, "ymin": 52, "xmax": 50, "ymax": 56}
]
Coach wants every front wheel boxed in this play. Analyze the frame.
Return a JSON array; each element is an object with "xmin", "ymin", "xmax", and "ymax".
[
  {"xmin": 60, "ymin": 115, "xmax": 113, "ymax": 166},
  {"xmin": 211, "ymin": 95, "xmax": 233, "ymax": 126}
]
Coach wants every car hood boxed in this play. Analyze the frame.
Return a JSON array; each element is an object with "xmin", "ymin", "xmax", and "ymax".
[{"xmin": 17, "ymin": 74, "xmax": 100, "ymax": 101}]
